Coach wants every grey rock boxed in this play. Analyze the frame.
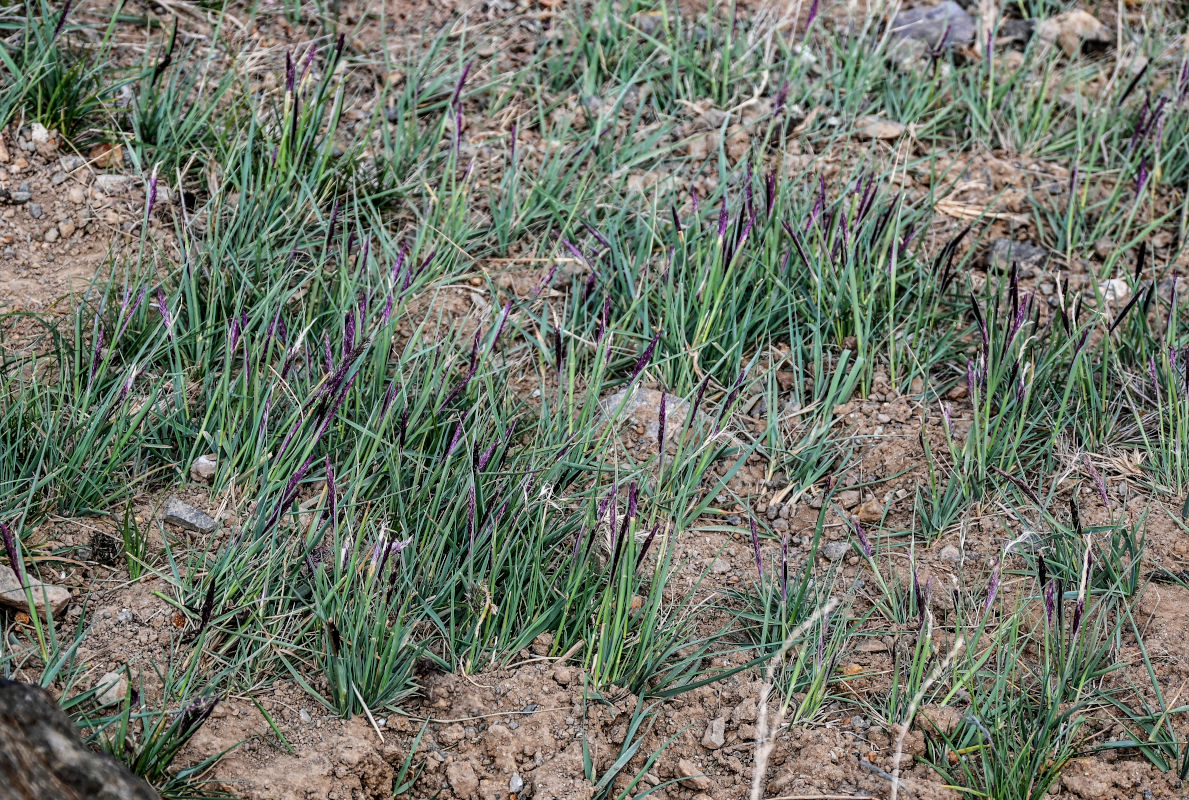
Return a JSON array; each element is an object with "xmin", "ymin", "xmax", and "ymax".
[
  {"xmin": 510, "ymin": 772, "xmax": 525, "ymax": 793},
  {"xmin": 890, "ymin": 1, "xmax": 974, "ymax": 48},
  {"xmin": 701, "ymin": 717, "xmax": 726, "ymax": 749},
  {"xmin": 189, "ymin": 454, "xmax": 218, "ymax": 485},
  {"xmin": 95, "ymin": 670, "xmax": 128, "ymax": 707},
  {"xmin": 299, "ymin": 708, "xmax": 312, "ymax": 724},
  {"xmin": 95, "ymin": 174, "xmax": 132, "ymax": 195},
  {"xmin": 821, "ymin": 542, "xmax": 850, "ymax": 562},
  {"xmin": 162, "ymin": 497, "xmax": 217, "ymax": 534},
  {"xmin": 28, "ymin": 203, "xmax": 43, "ymax": 219},
  {"xmin": 987, "ymin": 238, "xmax": 1047, "ymax": 271},
  {"xmin": 600, "ymin": 385, "xmax": 692, "ymax": 442},
  {"xmin": 0, "ymin": 565, "xmax": 71, "ymax": 617},
  {"xmin": 998, "ymin": 18, "xmax": 1035, "ymax": 45},
  {"xmin": 0, "ymin": 679, "xmax": 160, "ymax": 799},
  {"xmin": 710, "ymin": 558, "xmax": 731, "ymax": 574},
  {"xmin": 8, "ymin": 190, "xmax": 31, "ymax": 204},
  {"xmin": 938, "ymin": 544, "xmax": 961, "ymax": 562}
]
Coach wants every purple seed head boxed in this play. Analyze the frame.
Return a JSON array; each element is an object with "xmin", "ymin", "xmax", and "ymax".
[
  {"xmin": 805, "ymin": 0, "xmax": 819, "ymax": 29},
  {"xmin": 596, "ymin": 297, "xmax": 610, "ymax": 343},
  {"xmin": 636, "ymin": 523, "xmax": 661, "ymax": 569},
  {"xmin": 1071, "ymin": 597, "xmax": 1085, "ymax": 639},
  {"xmin": 492, "ymin": 300, "xmax": 512, "ymax": 349},
  {"xmin": 780, "ymin": 535, "xmax": 789, "ymax": 603},
  {"xmin": 749, "ymin": 516, "xmax": 763, "ymax": 580},
  {"xmin": 1, "ymin": 521, "xmax": 23, "ymax": 588},
  {"xmin": 1044, "ymin": 580, "xmax": 1056, "ymax": 625},
  {"xmin": 52, "ymin": 0, "xmax": 73, "ymax": 41},
  {"xmin": 445, "ymin": 419, "xmax": 464, "ymax": 459},
  {"xmin": 983, "ymin": 560, "xmax": 1001, "ymax": 616},
  {"xmin": 285, "ymin": 51, "xmax": 295, "ymax": 94},
  {"xmin": 451, "ymin": 61, "xmax": 473, "ymax": 109},
  {"xmin": 773, "ymin": 81, "xmax": 789, "ymax": 115},
  {"xmin": 657, "ymin": 391, "xmax": 667, "ymax": 453},
  {"xmin": 717, "ymin": 197, "xmax": 729, "ymax": 239},
  {"xmin": 146, "ymin": 165, "xmax": 159, "ymax": 219},
  {"xmin": 467, "ymin": 484, "xmax": 477, "ymax": 552},
  {"xmin": 1136, "ymin": 156, "xmax": 1149, "ymax": 196},
  {"xmin": 155, "ymin": 288, "xmax": 172, "ymax": 337},
  {"xmin": 629, "ymin": 331, "xmax": 661, "ymax": 383},
  {"xmin": 853, "ymin": 518, "xmax": 873, "ymax": 557}
]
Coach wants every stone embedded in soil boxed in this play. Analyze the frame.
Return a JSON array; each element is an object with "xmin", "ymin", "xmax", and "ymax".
[
  {"xmin": 857, "ymin": 498, "xmax": 885, "ymax": 523},
  {"xmin": 676, "ymin": 758, "xmax": 711, "ymax": 791},
  {"xmin": 701, "ymin": 717, "xmax": 726, "ymax": 749},
  {"xmin": 599, "ymin": 385, "xmax": 691, "ymax": 442},
  {"xmin": 162, "ymin": 498, "xmax": 217, "ymax": 534},
  {"xmin": 0, "ymin": 565, "xmax": 70, "ymax": 617},
  {"xmin": 95, "ymin": 670, "xmax": 128, "ymax": 707},
  {"xmin": 986, "ymin": 238, "xmax": 1047, "ymax": 271},
  {"xmin": 937, "ymin": 544, "xmax": 960, "ymax": 562},
  {"xmin": 916, "ymin": 703, "xmax": 963, "ymax": 736},
  {"xmin": 1036, "ymin": 9, "xmax": 1110, "ymax": 57},
  {"xmin": 889, "ymin": 1, "xmax": 974, "ymax": 48},
  {"xmin": 95, "ymin": 174, "xmax": 132, "ymax": 195},
  {"xmin": 856, "ymin": 117, "xmax": 906, "ymax": 140},
  {"xmin": 821, "ymin": 541, "xmax": 850, "ymax": 562},
  {"xmin": 446, "ymin": 761, "xmax": 479, "ymax": 797},
  {"xmin": 836, "ymin": 489, "xmax": 861, "ymax": 508},
  {"xmin": 190, "ymin": 454, "xmax": 218, "ymax": 485}
]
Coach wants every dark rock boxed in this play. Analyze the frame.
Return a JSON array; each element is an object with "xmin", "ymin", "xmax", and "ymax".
[
  {"xmin": 890, "ymin": 1, "xmax": 974, "ymax": 48},
  {"xmin": 986, "ymin": 238, "xmax": 1048, "ymax": 271},
  {"xmin": 998, "ymin": 18, "xmax": 1035, "ymax": 46},
  {"xmin": 0, "ymin": 679, "xmax": 161, "ymax": 800},
  {"xmin": 162, "ymin": 498, "xmax": 217, "ymax": 535}
]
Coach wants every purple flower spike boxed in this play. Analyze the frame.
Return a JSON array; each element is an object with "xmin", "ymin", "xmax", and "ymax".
[
  {"xmin": 467, "ymin": 484, "xmax": 477, "ymax": 553},
  {"xmin": 717, "ymin": 197, "xmax": 729, "ymax": 239},
  {"xmin": 445, "ymin": 419, "xmax": 464, "ymax": 458},
  {"xmin": 773, "ymin": 81, "xmax": 789, "ymax": 116},
  {"xmin": 156, "ymin": 288, "xmax": 173, "ymax": 338},
  {"xmin": 1044, "ymin": 580, "xmax": 1056, "ymax": 625},
  {"xmin": 1082, "ymin": 454, "xmax": 1110, "ymax": 509},
  {"xmin": 146, "ymin": 165, "xmax": 159, "ymax": 219},
  {"xmin": 89, "ymin": 316, "xmax": 105, "ymax": 383},
  {"xmin": 1, "ymin": 521, "xmax": 23, "ymax": 588},
  {"xmin": 636, "ymin": 523, "xmax": 661, "ymax": 569},
  {"xmin": 1071, "ymin": 597, "xmax": 1085, "ymax": 639},
  {"xmin": 52, "ymin": 0, "xmax": 73, "ymax": 41},
  {"xmin": 1136, "ymin": 157, "xmax": 1149, "ymax": 196},
  {"xmin": 983, "ymin": 560, "xmax": 1001, "ymax": 617},
  {"xmin": 780, "ymin": 536, "xmax": 789, "ymax": 603},
  {"xmin": 749, "ymin": 516, "xmax": 763, "ymax": 580},
  {"xmin": 629, "ymin": 331, "xmax": 661, "ymax": 383},
  {"xmin": 853, "ymin": 518, "xmax": 873, "ymax": 558},
  {"xmin": 804, "ymin": 0, "xmax": 819, "ymax": 30},
  {"xmin": 657, "ymin": 391, "xmax": 667, "ymax": 453},
  {"xmin": 451, "ymin": 61, "xmax": 473, "ymax": 109},
  {"xmin": 492, "ymin": 300, "xmax": 512, "ymax": 349}
]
